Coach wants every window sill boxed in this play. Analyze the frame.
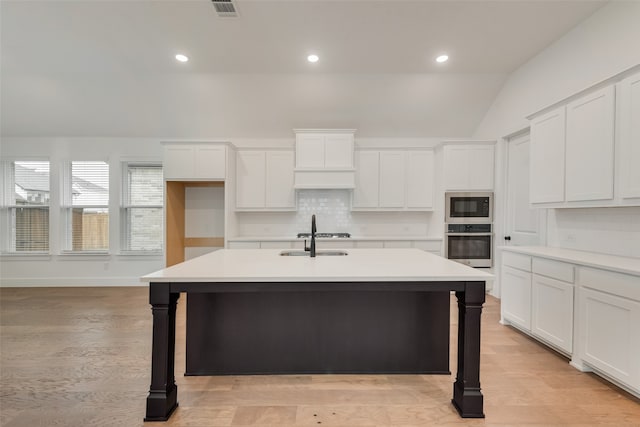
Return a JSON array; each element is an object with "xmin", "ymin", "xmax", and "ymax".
[
  {"xmin": 117, "ymin": 251, "xmax": 163, "ymax": 258},
  {"xmin": 0, "ymin": 252, "xmax": 52, "ymax": 261},
  {"xmin": 58, "ymin": 252, "xmax": 111, "ymax": 261}
]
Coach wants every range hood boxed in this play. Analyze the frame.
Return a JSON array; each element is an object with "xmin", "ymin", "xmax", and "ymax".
[
  {"xmin": 294, "ymin": 169, "xmax": 356, "ymax": 189},
  {"xmin": 293, "ymin": 129, "xmax": 356, "ymax": 189}
]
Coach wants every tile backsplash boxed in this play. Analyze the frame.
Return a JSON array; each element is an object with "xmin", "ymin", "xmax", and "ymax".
[
  {"xmin": 237, "ymin": 189, "xmax": 432, "ymax": 237},
  {"xmin": 296, "ymin": 190, "xmax": 353, "ymax": 232}
]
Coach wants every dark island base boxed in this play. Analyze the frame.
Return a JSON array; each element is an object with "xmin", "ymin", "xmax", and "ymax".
[
  {"xmin": 145, "ymin": 280, "xmax": 485, "ymax": 422},
  {"xmin": 185, "ymin": 291, "xmax": 451, "ymax": 375}
]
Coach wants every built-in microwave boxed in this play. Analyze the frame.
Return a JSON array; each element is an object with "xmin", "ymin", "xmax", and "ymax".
[{"xmin": 445, "ymin": 192, "xmax": 493, "ymax": 224}]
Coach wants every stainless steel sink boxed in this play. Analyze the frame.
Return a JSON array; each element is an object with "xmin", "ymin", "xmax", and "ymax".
[{"xmin": 279, "ymin": 250, "xmax": 348, "ymax": 256}]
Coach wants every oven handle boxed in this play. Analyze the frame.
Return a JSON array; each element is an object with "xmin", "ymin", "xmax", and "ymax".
[{"xmin": 445, "ymin": 233, "xmax": 493, "ymax": 236}]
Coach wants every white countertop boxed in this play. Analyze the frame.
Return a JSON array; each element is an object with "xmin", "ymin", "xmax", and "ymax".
[
  {"xmin": 227, "ymin": 236, "xmax": 443, "ymax": 242},
  {"xmin": 498, "ymin": 246, "xmax": 640, "ymax": 276},
  {"xmin": 142, "ymin": 248, "xmax": 492, "ymax": 283}
]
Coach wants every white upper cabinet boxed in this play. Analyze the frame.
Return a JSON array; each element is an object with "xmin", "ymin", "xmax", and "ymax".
[
  {"xmin": 265, "ymin": 151, "xmax": 296, "ymax": 209},
  {"xmin": 443, "ymin": 143, "xmax": 495, "ymax": 190},
  {"xmin": 294, "ymin": 130, "xmax": 356, "ymax": 189},
  {"xmin": 324, "ymin": 134, "xmax": 354, "ymax": 168},
  {"xmin": 163, "ymin": 143, "xmax": 226, "ymax": 180},
  {"xmin": 565, "ymin": 86, "xmax": 615, "ymax": 202},
  {"xmin": 619, "ymin": 71, "xmax": 640, "ymax": 200},
  {"xmin": 352, "ymin": 151, "xmax": 380, "ymax": 208},
  {"xmin": 295, "ymin": 130, "xmax": 354, "ymax": 169},
  {"xmin": 379, "ymin": 151, "xmax": 405, "ymax": 208},
  {"xmin": 295, "ymin": 134, "xmax": 325, "ymax": 168},
  {"xmin": 236, "ymin": 150, "xmax": 295, "ymax": 211},
  {"xmin": 236, "ymin": 151, "xmax": 266, "ymax": 208},
  {"xmin": 406, "ymin": 150, "xmax": 435, "ymax": 209},
  {"xmin": 352, "ymin": 149, "xmax": 434, "ymax": 211},
  {"xmin": 528, "ymin": 68, "xmax": 640, "ymax": 208},
  {"xmin": 530, "ymin": 106, "xmax": 566, "ymax": 204}
]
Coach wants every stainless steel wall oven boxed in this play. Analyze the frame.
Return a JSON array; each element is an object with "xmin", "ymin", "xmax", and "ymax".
[{"xmin": 445, "ymin": 223, "xmax": 492, "ymax": 268}]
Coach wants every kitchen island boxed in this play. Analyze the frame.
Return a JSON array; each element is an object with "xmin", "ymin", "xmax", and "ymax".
[{"xmin": 141, "ymin": 248, "xmax": 492, "ymax": 421}]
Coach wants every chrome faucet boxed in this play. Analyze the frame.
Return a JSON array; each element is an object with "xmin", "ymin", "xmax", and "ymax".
[{"xmin": 304, "ymin": 214, "xmax": 317, "ymax": 257}]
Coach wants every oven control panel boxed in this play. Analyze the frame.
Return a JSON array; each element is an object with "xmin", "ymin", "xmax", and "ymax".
[{"xmin": 446, "ymin": 224, "xmax": 492, "ymax": 233}]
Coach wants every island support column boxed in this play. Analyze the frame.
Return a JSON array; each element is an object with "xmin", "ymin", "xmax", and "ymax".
[
  {"xmin": 452, "ymin": 281, "xmax": 485, "ymax": 418},
  {"xmin": 145, "ymin": 283, "xmax": 180, "ymax": 422}
]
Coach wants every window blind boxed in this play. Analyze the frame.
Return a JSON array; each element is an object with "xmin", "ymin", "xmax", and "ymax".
[
  {"xmin": 122, "ymin": 164, "xmax": 163, "ymax": 252},
  {"xmin": 5, "ymin": 161, "xmax": 50, "ymax": 252},
  {"xmin": 66, "ymin": 161, "xmax": 109, "ymax": 251}
]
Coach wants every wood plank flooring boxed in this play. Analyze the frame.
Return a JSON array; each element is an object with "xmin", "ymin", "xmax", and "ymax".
[{"xmin": 1, "ymin": 287, "xmax": 639, "ymax": 426}]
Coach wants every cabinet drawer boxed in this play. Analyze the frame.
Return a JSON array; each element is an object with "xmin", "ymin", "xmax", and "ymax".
[
  {"xmin": 533, "ymin": 258, "xmax": 574, "ymax": 283},
  {"xmin": 579, "ymin": 267, "xmax": 640, "ymax": 301},
  {"xmin": 502, "ymin": 252, "xmax": 531, "ymax": 272}
]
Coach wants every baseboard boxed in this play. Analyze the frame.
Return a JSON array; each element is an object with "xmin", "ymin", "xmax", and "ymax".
[{"xmin": 0, "ymin": 277, "xmax": 145, "ymax": 287}]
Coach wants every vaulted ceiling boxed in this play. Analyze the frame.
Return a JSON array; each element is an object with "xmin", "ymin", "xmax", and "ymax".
[{"xmin": 0, "ymin": 0, "xmax": 605, "ymax": 138}]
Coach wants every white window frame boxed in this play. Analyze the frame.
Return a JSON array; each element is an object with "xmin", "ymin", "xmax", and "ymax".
[
  {"xmin": 61, "ymin": 160, "xmax": 110, "ymax": 254},
  {"xmin": 0, "ymin": 159, "xmax": 51, "ymax": 254},
  {"xmin": 120, "ymin": 162, "xmax": 163, "ymax": 255}
]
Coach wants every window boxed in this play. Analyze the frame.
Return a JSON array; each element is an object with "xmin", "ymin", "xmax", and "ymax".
[
  {"xmin": 121, "ymin": 163, "xmax": 163, "ymax": 252},
  {"xmin": 62, "ymin": 161, "xmax": 109, "ymax": 252},
  {"xmin": 1, "ymin": 161, "xmax": 50, "ymax": 252}
]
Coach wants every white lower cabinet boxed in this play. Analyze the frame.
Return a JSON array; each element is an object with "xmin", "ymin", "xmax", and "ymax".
[
  {"xmin": 531, "ymin": 274, "xmax": 574, "ymax": 353},
  {"xmin": 579, "ymin": 288, "xmax": 640, "ymax": 390},
  {"xmin": 578, "ymin": 268, "xmax": 640, "ymax": 393},
  {"xmin": 501, "ymin": 249, "xmax": 640, "ymax": 397},
  {"xmin": 501, "ymin": 265, "xmax": 532, "ymax": 331}
]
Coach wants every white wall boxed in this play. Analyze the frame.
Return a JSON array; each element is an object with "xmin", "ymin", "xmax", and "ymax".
[
  {"xmin": 0, "ymin": 137, "xmax": 164, "ymax": 286},
  {"xmin": 474, "ymin": 1, "xmax": 640, "ymax": 259}
]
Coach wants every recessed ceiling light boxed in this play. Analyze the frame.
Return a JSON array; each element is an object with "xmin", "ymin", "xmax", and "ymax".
[
  {"xmin": 436, "ymin": 54, "xmax": 449, "ymax": 63},
  {"xmin": 307, "ymin": 54, "xmax": 319, "ymax": 63},
  {"xmin": 175, "ymin": 54, "xmax": 189, "ymax": 63}
]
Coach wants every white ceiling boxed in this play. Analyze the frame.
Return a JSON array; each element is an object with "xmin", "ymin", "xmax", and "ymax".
[{"xmin": 0, "ymin": 0, "xmax": 606, "ymax": 138}]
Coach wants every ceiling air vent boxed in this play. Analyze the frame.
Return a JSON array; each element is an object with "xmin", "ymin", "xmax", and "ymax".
[{"xmin": 211, "ymin": 0, "xmax": 239, "ymax": 18}]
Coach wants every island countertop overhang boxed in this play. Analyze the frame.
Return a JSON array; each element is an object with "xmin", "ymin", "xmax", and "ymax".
[{"xmin": 141, "ymin": 248, "xmax": 493, "ymax": 283}]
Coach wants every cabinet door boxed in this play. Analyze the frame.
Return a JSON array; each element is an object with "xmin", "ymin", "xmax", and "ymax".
[
  {"xmin": 443, "ymin": 145, "xmax": 470, "ymax": 190},
  {"xmin": 236, "ymin": 151, "xmax": 266, "ymax": 208},
  {"xmin": 195, "ymin": 145, "xmax": 226, "ymax": 179},
  {"xmin": 406, "ymin": 150, "xmax": 434, "ymax": 209},
  {"xmin": 467, "ymin": 145, "xmax": 494, "ymax": 190},
  {"xmin": 379, "ymin": 151, "xmax": 405, "ymax": 208},
  {"xmin": 324, "ymin": 134, "xmax": 354, "ymax": 168},
  {"xmin": 580, "ymin": 287, "xmax": 640, "ymax": 389},
  {"xmin": 532, "ymin": 274, "xmax": 574, "ymax": 353},
  {"xmin": 164, "ymin": 145, "xmax": 194, "ymax": 180},
  {"xmin": 565, "ymin": 86, "xmax": 615, "ymax": 202},
  {"xmin": 352, "ymin": 151, "xmax": 380, "ymax": 208},
  {"xmin": 296, "ymin": 134, "xmax": 325, "ymax": 168},
  {"xmin": 619, "ymin": 72, "xmax": 640, "ymax": 199},
  {"xmin": 501, "ymin": 266, "xmax": 532, "ymax": 330},
  {"xmin": 265, "ymin": 151, "xmax": 295, "ymax": 209},
  {"xmin": 530, "ymin": 107, "xmax": 566, "ymax": 203}
]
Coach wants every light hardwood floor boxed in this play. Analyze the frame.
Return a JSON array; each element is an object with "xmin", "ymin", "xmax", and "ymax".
[{"xmin": 1, "ymin": 287, "xmax": 639, "ymax": 426}]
